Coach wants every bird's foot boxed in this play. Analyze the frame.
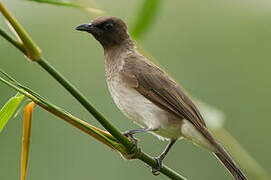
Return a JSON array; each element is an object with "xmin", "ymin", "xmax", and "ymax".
[
  {"xmin": 123, "ymin": 130, "xmax": 138, "ymax": 152},
  {"xmin": 151, "ymin": 156, "xmax": 163, "ymax": 175}
]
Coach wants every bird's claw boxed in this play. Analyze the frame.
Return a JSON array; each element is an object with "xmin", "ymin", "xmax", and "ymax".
[
  {"xmin": 151, "ymin": 157, "xmax": 163, "ymax": 175},
  {"xmin": 123, "ymin": 131, "xmax": 138, "ymax": 152}
]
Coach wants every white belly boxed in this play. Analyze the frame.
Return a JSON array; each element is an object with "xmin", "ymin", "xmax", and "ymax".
[{"xmin": 107, "ymin": 74, "xmax": 183, "ymax": 140}]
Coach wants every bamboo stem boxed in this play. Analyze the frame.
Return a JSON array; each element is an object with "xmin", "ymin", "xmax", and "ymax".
[{"xmin": 0, "ymin": 1, "xmax": 41, "ymax": 60}]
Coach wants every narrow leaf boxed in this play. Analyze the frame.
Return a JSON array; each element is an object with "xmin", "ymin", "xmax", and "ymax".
[
  {"xmin": 25, "ymin": 0, "xmax": 105, "ymax": 15},
  {"xmin": 26, "ymin": 0, "xmax": 84, "ymax": 8},
  {"xmin": 130, "ymin": 0, "xmax": 162, "ymax": 40},
  {"xmin": 21, "ymin": 102, "xmax": 34, "ymax": 180},
  {"xmin": 0, "ymin": 92, "xmax": 24, "ymax": 132}
]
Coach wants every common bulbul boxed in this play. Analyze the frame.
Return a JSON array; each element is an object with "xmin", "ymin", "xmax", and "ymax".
[{"xmin": 76, "ymin": 16, "xmax": 247, "ymax": 180}]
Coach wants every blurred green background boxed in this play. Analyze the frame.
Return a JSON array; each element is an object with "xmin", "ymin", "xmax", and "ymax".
[{"xmin": 1, "ymin": 0, "xmax": 271, "ymax": 179}]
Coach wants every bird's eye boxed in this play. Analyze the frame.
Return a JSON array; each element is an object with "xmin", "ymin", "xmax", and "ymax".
[{"xmin": 104, "ymin": 23, "xmax": 113, "ymax": 30}]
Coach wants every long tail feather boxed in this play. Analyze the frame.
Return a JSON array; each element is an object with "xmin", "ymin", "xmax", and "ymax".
[
  {"xmin": 214, "ymin": 151, "xmax": 247, "ymax": 180},
  {"xmin": 199, "ymin": 127, "xmax": 247, "ymax": 180}
]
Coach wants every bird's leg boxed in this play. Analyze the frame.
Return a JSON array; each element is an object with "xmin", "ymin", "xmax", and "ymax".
[
  {"xmin": 152, "ymin": 139, "xmax": 177, "ymax": 175},
  {"xmin": 123, "ymin": 127, "xmax": 154, "ymax": 151}
]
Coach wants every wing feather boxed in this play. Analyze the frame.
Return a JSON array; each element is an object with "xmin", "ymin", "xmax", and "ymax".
[{"xmin": 121, "ymin": 55, "xmax": 206, "ymax": 129}]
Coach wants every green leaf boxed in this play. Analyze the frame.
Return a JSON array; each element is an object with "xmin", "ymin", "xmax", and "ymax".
[
  {"xmin": 130, "ymin": 0, "xmax": 162, "ymax": 40},
  {"xmin": 0, "ymin": 92, "xmax": 24, "ymax": 132},
  {"xmin": 26, "ymin": 0, "xmax": 83, "ymax": 8},
  {"xmin": 14, "ymin": 99, "xmax": 32, "ymax": 118},
  {"xmin": 25, "ymin": 0, "xmax": 105, "ymax": 14}
]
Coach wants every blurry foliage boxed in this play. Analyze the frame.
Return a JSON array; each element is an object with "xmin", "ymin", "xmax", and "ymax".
[{"xmin": 130, "ymin": 0, "xmax": 162, "ymax": 40}]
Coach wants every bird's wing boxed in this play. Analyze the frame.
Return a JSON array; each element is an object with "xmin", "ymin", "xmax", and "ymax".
[{"xmin": 121, "ymin": 54, "xmax": 206, "ymax": 130}]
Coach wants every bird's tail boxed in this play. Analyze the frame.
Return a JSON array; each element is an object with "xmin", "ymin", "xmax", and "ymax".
[
  {"xmin": 199, "ymin": 127, "xmax": 247, "ymax": 180},
  {"xmin": 213, "ymin": 151, "xmax": 247, "ymax": 180},
  {"xmin": 212, "ymin": 137, "xmax": 247, "ymax": 180}
]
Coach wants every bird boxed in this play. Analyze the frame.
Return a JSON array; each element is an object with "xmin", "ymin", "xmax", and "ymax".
[{"xmin": 76, "ymin": 16, "xmax": 247, "ymax": 180}]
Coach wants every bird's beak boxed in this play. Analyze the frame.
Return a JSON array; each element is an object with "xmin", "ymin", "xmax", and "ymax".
[
  {"xmin": 76, "ymin": 23, "xmax": 103, "ymax": 36},
  {"xmin": 75, "ymin": 23, "xmax": 93, "ymax": 32}
]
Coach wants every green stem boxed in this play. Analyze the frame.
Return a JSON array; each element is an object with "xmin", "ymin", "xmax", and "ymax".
[
  {"xmin": 0, "ymin": 1, "xmax": 41, "ymax": 60},
  {"xmin": 138, "ymin": 152, "xmax": 187, "ymax": 180},
  {"xmin": 0, "ymin": 28, "xmax": 26, "ymax": 54}
]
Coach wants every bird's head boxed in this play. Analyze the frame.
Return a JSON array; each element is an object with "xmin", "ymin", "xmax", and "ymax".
[{"xmin": 76, "ymin": 16, "xmax": 130, "ymax": 49}]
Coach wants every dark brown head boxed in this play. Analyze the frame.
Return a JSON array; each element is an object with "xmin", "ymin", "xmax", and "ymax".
[{"xmin": 76, "ymin": 16, "xmax": 131, "ymax": 49}]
